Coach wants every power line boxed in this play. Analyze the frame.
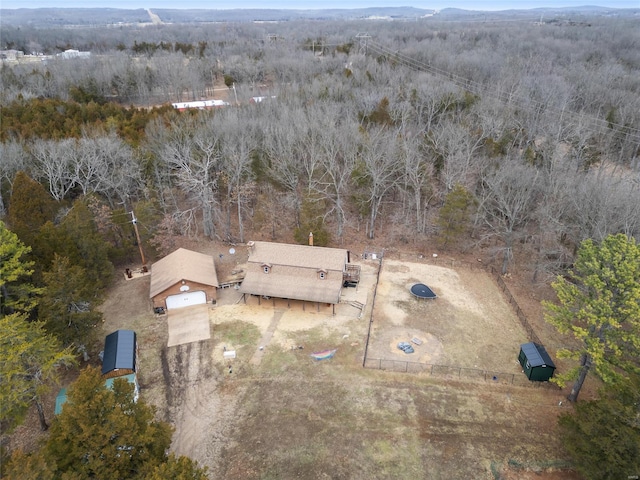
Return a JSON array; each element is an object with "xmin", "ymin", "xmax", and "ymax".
[{"xmin": 362, "ymin": 38, "xmax": 640, "ymax": 145}]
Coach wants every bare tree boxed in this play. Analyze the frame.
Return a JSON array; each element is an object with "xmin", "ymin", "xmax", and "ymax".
[
  {"xmin": 0, "ymin": 141, "xmax": 28, "ymax": 216},
  {"xmin": 397, "ymin": 133, "xmax": 434, "ymax": 234},
  {"xmin": 353, "ymin": 128, "xmax": 401, "ymax": 240},
  {"xmin": 314, "ymin": 117, "xmax": 359, "ymax": 240},
  {"xmin": 477, "ymin": 160, "xmax": 541, "ymax": 274},
  {"xmin": 73, "ymin": 133, "xmax": 141, "ymax": 207},
  {"xmin": 29, "ymin": 138, "xmax": 76, "ymax": 201},
  {"xmin": 218, "ymin": 110, "xmax": 257, "ymax": 243},
  {"xmin": 567, "ymin": 166, "xmax": 640, "ymax": 244},
  {"xmin": 430, "ymin": 119, "xmax": 485, "ymax": 192},
  {"xmin": 263, "ymin": 112, "xmax": 305, "ymax": 227},
  {"xmin": 157, "ymin": 120, "xmax": 222, "ymax": 239}
]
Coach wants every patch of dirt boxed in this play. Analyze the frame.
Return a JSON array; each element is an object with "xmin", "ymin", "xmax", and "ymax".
[{"xmin": 500, "ymin": 465, "xmax": 582, "ymax": 479}]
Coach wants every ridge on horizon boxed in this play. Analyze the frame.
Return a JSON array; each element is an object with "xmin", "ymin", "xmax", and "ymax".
[
  {"xmin": 1, "ymin": 3, "xmax": 635, "ymax": 28},
  {"xmin": 2, "ymin": 3, "xmax": 636, "ymax": 11}
]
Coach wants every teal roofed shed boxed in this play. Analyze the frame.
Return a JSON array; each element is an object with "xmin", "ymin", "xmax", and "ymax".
[
  {"xmin": 55, "ymin": 388, "xmax": 68, "ymax": 415},
  {"xmin": 55, "ymin": 375, "xmax": 139, "ymax": 415},
  {"xmin": 518, "ymin": 342, "xmax": 556, "ymax": 382}
]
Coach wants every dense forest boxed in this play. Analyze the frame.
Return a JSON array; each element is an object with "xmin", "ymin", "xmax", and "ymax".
[{"xmin": 1, "ymin": 11, "xmax": 639, "ymax": 479}]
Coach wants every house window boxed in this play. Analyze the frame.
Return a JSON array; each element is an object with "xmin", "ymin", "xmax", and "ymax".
[
  {"xmin": 317, "ymin": 269, "xmax": 327, "ymax": 280},
  {"xmin": 262, "ymin": 264, "xmax": 271, "ymax": 274}
]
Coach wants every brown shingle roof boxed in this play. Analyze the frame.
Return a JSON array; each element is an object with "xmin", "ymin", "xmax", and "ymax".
[
  {"xmin": 245, "ymin": 241, "xmax": 347, "ymax": 272},
  {"xmin": 239, "ymin": 241, "xmax": 347, "ymax": 304},
  {"xmin": 239, "ymin": 272, "xmax": 342, "ymax": 304},
  {"xmin": 149, "ymin": 248, "xmax": 218, "ymax": 298}
]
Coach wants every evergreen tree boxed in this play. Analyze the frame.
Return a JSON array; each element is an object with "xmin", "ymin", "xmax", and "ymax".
[
  {"xmin": 143, "ymin": 454, "xmax": 209, "ymax": 480},
  {"xmin": 0, "ymin": 313, "xmax": 75, "ymax": 431},
  {"xmin": 558, "ymin": 374, "xmax": 640, "ymax": 480},
  {"xmin": 436, "ymin": 184, "xmax": 475, "ymax": 249},
  {"xmin": 544, "ymin": 234, "xmax": 640, "ymax": 402},
  {"xmin": 58, "ymin": 198, "xmax": 114, "ymax": 290},
  {"xmin": 39, "ymin": 254, "xmax": 103, "ymax": 348},
  {"xmin": 30, "ymin": 220, "xmax": 75, "ymax": 280},
  {"xmin": 4, "ymin": 370, "xmax": 208, "ymax": 480},
  {"xmin": 42, "ymin": 367, "xmax": 174, "ymax": 479},
  {"xmin": 294, "ymin": 195, "xmax": 330, "ymax": 247},
  {"xmin": 1, "ymin": 448, "xmax": 54, "ymax": 480},
  {"xmin": 0, "ymin": 220, "xmax": 42, "ymax": 315},
  {"xmin": 6, "ymin": 171, "xmax": 57, "ymax": 247}
]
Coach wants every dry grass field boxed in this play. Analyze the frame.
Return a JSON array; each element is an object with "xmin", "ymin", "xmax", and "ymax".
[{"xmin": 86, "ymin": 244, "xmax": 584, "ymax": 479}]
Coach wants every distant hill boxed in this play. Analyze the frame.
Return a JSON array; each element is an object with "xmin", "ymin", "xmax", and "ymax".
[
  {"xmin": 0, "ymin": 5, "xmax": 636, "ymax": 28},
  {"xmin": 154, "ymin": 7, "xmax": 435, "ymax": 23},
  {"xmin": 0, "ymin": 7, "xmax": 434, "ymax": 27},
  {"xmin": 0, "ymin": 8, "xmax": 150, "ymax": 27}
]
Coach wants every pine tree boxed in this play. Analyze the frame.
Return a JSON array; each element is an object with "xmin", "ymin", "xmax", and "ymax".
[
  {"xmin": 43, "ymin": 367, "xmax": 173, "ymax": 479},
  {"xmin": 0, "ymin": 313, "xmax": 75, "ymax": 431},
  {"xmin": 0, "ymin": 220, "xmax": 42, "ymax": 315},
  {"xmin": 436, "ymin": 184, "xmax": 475, "ymax": 249},
  {"xmin": 558, "ymin": 374, "xmax": 640, "ymax": 479},
  {"xmin": 544, "ymin": 234, "xmax": 640, "ymax": 402},
  {"xmin": 39, "ymin": 254, "xmax": 103, "ymax": 348},
  {"xmin": 7, "ymin": 171, "xmax": 56, "ymax": 247}
]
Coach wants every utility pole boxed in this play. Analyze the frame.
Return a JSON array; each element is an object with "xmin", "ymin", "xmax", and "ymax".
[
  {"xmin": 356, "ymin": 33, "xmax": 371, "ymax": 56},
  {"xmin": 232, "ymin": 82, "xmax": 238, "ymax": 105},
  {"xmin": 129, "ymin": 211, "xmax": 146, "ymax": 268}
]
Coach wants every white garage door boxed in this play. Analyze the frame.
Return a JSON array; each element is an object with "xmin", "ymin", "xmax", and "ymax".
[{"xmin": 165, "ymin": 291, "xmax": 207, "ymax": 310}]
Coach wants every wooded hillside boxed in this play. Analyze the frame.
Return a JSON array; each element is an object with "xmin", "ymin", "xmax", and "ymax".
[
  {"xmin": 1, "ymin": 12, "xmax": 639, "ymax": 479},
  {"xmin": 2, "ymin": 15, "xmax": 638, "ymax": 279}
]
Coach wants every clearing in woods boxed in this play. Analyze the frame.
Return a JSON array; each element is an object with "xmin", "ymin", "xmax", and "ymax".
[{"xmin": 95, "ymin": 246, "xmax": 579, "ymax": 479}]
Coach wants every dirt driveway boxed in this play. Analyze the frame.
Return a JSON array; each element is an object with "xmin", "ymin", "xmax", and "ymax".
[{"xmin": 166, "ymin": 304, "xmax": 212, "ymax": 347}]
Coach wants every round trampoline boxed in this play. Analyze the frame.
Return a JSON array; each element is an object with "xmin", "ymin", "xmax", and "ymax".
[{"xmin": 410, "ymin": 283, "xmax": 437, "ymax": 300}]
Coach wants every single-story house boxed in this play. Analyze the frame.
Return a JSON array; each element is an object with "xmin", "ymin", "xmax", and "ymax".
[
  {"xmin": 518, "ymin": 342, "xmax": 556, "ymax": 382},
  {"xmin": 238, "ymin": 241, "xmax": 349, "ymax": 310},
  {"xmin": 149, "ymin": 248, "xmax": 219, "ymax": 311}
]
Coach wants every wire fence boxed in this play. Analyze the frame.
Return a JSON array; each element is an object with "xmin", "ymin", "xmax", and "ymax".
[
  {"xmin": 363, "ymin": 357, "xmax": 559, "ymax": 390},
  {"xmin": 490, "ymin": 267, "xmax": 543, "ymax": 345},
  {"xmin": 361, "ymin": 251, "xmax": 556, "ymax": 389}
]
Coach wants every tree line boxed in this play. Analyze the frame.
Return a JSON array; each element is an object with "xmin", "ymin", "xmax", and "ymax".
[{"xmin": 1, "ymin": 14, "xmax": 639, "ymax": 479}]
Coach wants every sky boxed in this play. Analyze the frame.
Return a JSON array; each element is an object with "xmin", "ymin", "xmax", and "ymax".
[{"xmin": 7, "ymin": 0, "xmax": 640, "ymax": 9}]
